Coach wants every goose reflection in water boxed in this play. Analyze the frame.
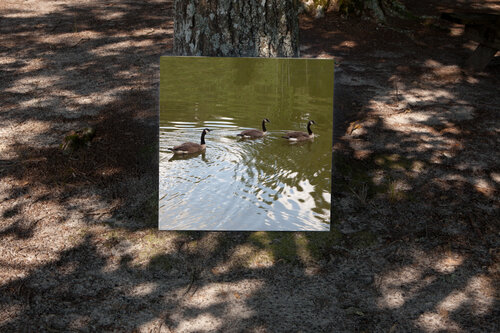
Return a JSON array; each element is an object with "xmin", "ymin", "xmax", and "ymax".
[
  {"xmin": 284, "ymin": 137, "xmax": 315, "ymax": 148},
  {"xmin": 168, "ymin": 150, "xmax": 208, "ymax": 163}
]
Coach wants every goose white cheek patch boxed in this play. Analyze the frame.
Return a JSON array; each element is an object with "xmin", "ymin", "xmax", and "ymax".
[{"xmin": 159, "ymin": 56, "xmax": 334, "ymax": 231}]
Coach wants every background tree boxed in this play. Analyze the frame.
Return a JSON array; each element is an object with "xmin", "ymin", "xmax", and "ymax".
[
  {"xmin": 174, "ymin": 0, "xmax": 300, "ymax": 57},
  {"xmin": 335, "ymin": 0, "xmax": 413, "ymax": 23}
]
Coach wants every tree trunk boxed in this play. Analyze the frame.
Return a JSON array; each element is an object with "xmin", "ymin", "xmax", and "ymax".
[{"xmin": 174, "ymin": 0, "xmax": 300, "ymax": 57}]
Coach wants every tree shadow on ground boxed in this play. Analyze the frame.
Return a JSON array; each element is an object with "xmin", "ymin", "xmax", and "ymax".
[{"xmin": 0, "ymin": 0, "xmax": 499, "ymax": 331}]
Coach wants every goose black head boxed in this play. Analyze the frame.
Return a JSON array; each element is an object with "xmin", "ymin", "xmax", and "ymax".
[
  {"xmin": 264, "ymin": 118, "xmax": 270, "ymax": 123},
  {"xmin": 308, "ymin": 120, "xmax": 316, "ymax": 126},
  {"xmin": 203, "ymin": 128, "xmax": 211, "ymax": 133}
]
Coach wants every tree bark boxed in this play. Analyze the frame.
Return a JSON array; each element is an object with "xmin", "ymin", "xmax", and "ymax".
[{"xmin": 174, "ymin": 0, "xmax": 300, "ymax": 57}]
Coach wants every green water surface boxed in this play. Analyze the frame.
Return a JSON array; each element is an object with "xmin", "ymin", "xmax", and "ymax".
[{"xmin": 159, "ymin": 56, "xmax": 334, "ymax": 230}]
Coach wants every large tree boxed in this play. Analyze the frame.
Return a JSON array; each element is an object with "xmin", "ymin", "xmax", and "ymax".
[{"xmin": 173, "ymin": 0, "xmax": 300, "ymax": 57}]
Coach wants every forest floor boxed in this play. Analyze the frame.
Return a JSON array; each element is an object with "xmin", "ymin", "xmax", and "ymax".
[{"xmin": 0, "ymin": 0, "xmax": 499, "ymax": 332}]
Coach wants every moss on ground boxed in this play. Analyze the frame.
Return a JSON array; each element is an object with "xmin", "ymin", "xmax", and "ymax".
[{"xmin": 349, "ymin": 229, "xmax": 378, "ymax": 248}]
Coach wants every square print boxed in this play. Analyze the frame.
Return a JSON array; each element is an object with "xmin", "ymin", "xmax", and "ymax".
[{"xmin": 160, "ymin": 56, "xmax": 334, "ymax": 231}]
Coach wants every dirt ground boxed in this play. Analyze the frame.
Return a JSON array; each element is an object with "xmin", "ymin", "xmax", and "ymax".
[{"xmin": 1, "ymin": 0, "xmax": 499, "ymax": 332}]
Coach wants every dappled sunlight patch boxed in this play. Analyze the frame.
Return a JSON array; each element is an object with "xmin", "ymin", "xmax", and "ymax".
[
  {"xmin": 353, "ymin": 149, "xmax": 372, "ymax": 159},
  {"xmin": 441, "ymin": 173, "xmax": 468, "ymax": 183},
  {"xmin": 294, "ymin": 233, "xmax": 313, "ymax": 266},
  {"xmin": 377, "ymin": 265, "xmax": 429, "ymax": 309},
  {"xmin": 448, "ymin": 24, "xmax": 465, "ymax": 37},
  {"xmin": 411, "ymin": 160, "xmax": 426, "ymax": 173},
  {"xmin": 437, "ymin": 290, "xmax": 468, "ymax": 313},
  {"xmin": 418, "ymin": 61, "xmax": 463, "ymax": 82},
  {"xmin": 465, "ymin": 75, "xmax": 480, "ymax": 84},
  {"xmin": 130, "ymin": 27, "xmax": 173, "ymax": 37},
  {"xmin": 245, "ymin": 248, "xmax": 274, "ymax": 269},
  {"xmin": 248, "ymin": 231, "xmax": 272, "ymax": 248},
  {"xmin": 20, "ymin": 58, "xmax": 47, "ymax": 73},
  {"xmin": 374, "ymin": 153, "xmax": 412, "ymax": 171},
  {"xmin": 186, "ymin": 232, "xmax": 222, "ymax": 256},
  {"xmin": 385, "ymin": 87, "xmax": 455, "ymax": 106},
  {"xmin": 316, "ymin": 51, "xmax": 333, "ymax": 59},
  {"xmin": 67, "ymin": 315, "xmax": 92, "ymax": 331},
  {"xmin": 423, "ymin": 59, "xmax": 443, "ymax": 68},
  {"xmin": 129, "ymin": 282, "xmax": 157, "ymax": 297},
  {"xmin": 415, "ymin": 312, "xmax": 463, "ymax": 333},
  {"xmin": 172, "ymin": 313, "xmax": 219, "ymax": 332},
  {"xmin": 0, "ymin": 304, "xmax": 23, "ymax": 326},
  {"xmin": 455, "ymin": 160, "xmax": 489, "ymax": 173},
  {"xmin": 1, "ymin": 0, "xmax": 62, "ymax": 16},
  {"xmin": 465, "ymin": 275, "xmax": 496, "ymax": 315},
  {"xmin": 94, "ymin": 10, "xmax": 127, "ymax": 21},
  {"xmin": 5, "ymin": 121, "xmax": 55, "ymax": 148},
  {"xmin": 97, "ymin": 166, "xmax": 121, "ymax": 177},
  {"xmin": 431, "ymin": 174, "xmax": 496, "ymax": 199},
  {"xmin": 339, "ymin": 40, "xmax": 357, "ymax": 48},
  {"xmin": 211, "ymin": 243, "xmax": 272, "ymax": 274},
  {"xmin": 490, "ymin": 172, "xmax": 500, "ymax": 184},
  {"xmin": 386, "ymin": 179, "xmax": 411, "ymax": 202},
  {"xmin": 384, "ymin": 106, "xmax": 474, "ymax": 128},
  {"xmin": 39, "ymin": 31, "xmax": 102, "ymax": 46},
  {"xmin": 177, "ymin": 278, "xmax": 262, "ymax": 309},
  {"xmin": 115, "ymin": 69, "xmax": 142, "ymax": 80},
  {"xmin": 0, "ymin": 213, "xmax": 91, "ymax": 282},
  {"xmin": 58, "ymin": 89, "xmax": 125, "ymax": 110},
  {"xmin": 6, "ymin": 75, "xmax": 62, "ymax": 93},
  {"xmin": 462, "ymin": 40, "xmax": 479, "ymax": 52},
  {"xmin": 431, "ymin": 65, "xmax": 461, "ymax": 77},
  {"xmin": 377, "ymin": 246, "xmax": 496, "ymax": 331},
  {"xmin": 347, "ymin": 138, "xmax": 371, "ymax": 152},
  {"xmin": 127, "ymin": 230, "xmax": 180, "ymax": 265},
  {"xmin": 90, "ymin": 39, "xmax": 156, "ymax": 57},
  {"xmin": 169, "ymin": 280, "xmax": 262, "ymax": 332},
  {"xmin": 378, "ymin": 288, "xmax": 406, "ymax": 309},
  {"xmin": 433, "ymin": 252, "xmax": 464, "ymax": 274},
  {"xmin": 472, "ymin": 178, "xmax": 496, "ymax": 197},
  {"xmin": 0, "ymin": 261, "xmax": 29, "ymax": 286},
  {"xmin": 416, "ymin": 275, "xmax": 495, "ymax": 332},
  {"xmin": 0, "ymin": 56, "xmax": 18, "ymax": 66}
]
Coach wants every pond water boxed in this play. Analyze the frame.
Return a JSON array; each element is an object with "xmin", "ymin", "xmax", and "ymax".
[{"xmin": 159, "ymin": 57, "xmax": 334, "ymax": 231}]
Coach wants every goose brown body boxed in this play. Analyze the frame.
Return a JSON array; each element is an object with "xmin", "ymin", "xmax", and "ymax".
[
  {"xmin": 237, "ymin": 118, "xmax": 270, "ymax": 138},
  {"xmin": 169, "ymin": 128, "xmax": 210, "ymax": 154},
  {"xmin": 282, "ymin": 120, "xmax": 316, "ymax": 141}
]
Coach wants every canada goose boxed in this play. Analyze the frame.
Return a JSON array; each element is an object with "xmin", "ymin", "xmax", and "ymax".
[
  {"xmin": 282, "ymin": 120, "xmax": 316, "ymax": 141},
  {"xmin": 237, "ymin": 118, "xmax": 270, "ymax": 138},
  {"xmin": 168, "ymin": 128, "xmax": 210, "ymax": 154}
]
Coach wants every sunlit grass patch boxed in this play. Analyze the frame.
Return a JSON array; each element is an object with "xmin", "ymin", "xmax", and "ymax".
[
  {"xmin": 387, "ymin": 179, "xmax": 408, "ymax": 202},
  {"xmin": 100, "ymin": 229, "xmax": 127, "ymax": 249},
  {"xmin": 136, "ymin": 230, "xmax": 174, "ymax": 262},
  {"xmin": 373, "ymin": 153, "xmax": 414, "ymax": 171},
  {"xmin": 248, "ymin": 230, "xmax": 342, "ymax": 264},
  {"xmin": 68, "ymin": 226, "xmax": 89, "ymax": 245}
]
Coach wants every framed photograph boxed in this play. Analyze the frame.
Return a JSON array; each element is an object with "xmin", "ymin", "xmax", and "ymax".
[{"xmin": 159, "ymin": 56, "xmax": 334, "ymax": 231}]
